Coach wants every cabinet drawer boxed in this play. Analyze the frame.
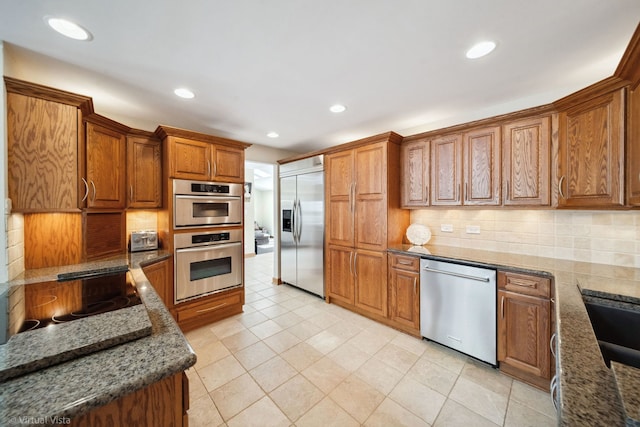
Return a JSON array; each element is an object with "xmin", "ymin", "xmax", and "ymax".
[
  {"xmin": 498, "ymin": 271, "xmax": 551, "ymax": 298},
  {"xmin": 175, "ymin": 291, "xmax": 242, "ymax": 322},
  {"xmin": 389, "ymin": 253, "xmax": 420, "ymax": 272}
]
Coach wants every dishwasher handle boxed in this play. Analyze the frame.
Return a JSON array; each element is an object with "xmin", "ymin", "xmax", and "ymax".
[{"xmin": 422, "ymin": 266, "xmax": 491, "ymax": 282}]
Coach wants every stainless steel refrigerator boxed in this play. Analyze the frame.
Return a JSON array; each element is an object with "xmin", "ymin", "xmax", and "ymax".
[{"xmin": 279, "ymin": 155, "xmax": 324, "ymax": 297}]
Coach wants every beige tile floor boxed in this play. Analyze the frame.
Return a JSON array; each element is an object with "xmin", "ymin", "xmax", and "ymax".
[{"xmin": 185, "ymin": 252, "xmax": 558, "ymax": 426}]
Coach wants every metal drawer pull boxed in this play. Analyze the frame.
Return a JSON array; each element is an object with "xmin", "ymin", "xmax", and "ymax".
[
  {"xmin": 197, "ymin": 302, "xmax": 227, "ymax": 313},
  {"xmin": 398, "ymin": 259, "xmax": 413, "ymax": 265},
  {"xmin": 558, "ymin": 176, "xmax": 566, "ymax": 199},
  {"xmin": 423, "ymin": 267, "xmax": 490, "ymax": 282},
  {"xmin": 81, "ymin": 178, "xmax": 89, "ymax": 202},
  {"xmin": 550, "ymin": 332, "xmax": 557, "ymax": 358},
  {"xmin": 501, "ymin": 295, "xmax": 505, "ymax": 319},
  {"xmin": 510, "ymin": 279, "xmax": 536, "ymax": 288},
  {"xmin": 550, "ymin": 375, "xmax": 559, "ymax": 412}
]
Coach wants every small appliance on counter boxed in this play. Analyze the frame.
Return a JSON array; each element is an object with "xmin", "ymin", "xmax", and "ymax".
[{"xmin": 129, "ymin": 230, "xmax": 159, "ymax": 252}]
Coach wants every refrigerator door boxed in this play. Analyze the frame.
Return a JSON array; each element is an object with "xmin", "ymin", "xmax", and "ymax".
[
  {"xmin": 280, "ymin": 176, "xmax": 297, "ymax": 285},
  {"xmin": 296, "ymin": 171, "xmax": 325, "ymax": 297}
]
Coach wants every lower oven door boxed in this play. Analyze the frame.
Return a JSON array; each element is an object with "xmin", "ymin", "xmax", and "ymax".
[{"xmin": 175, "ymin": 241, "xmax": 242, "ymax": 303}]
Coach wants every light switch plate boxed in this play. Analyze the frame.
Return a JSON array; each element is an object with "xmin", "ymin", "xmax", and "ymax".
[{"xmin": 441, "ymin": 224, "xmax": 453, "ymax": 232}]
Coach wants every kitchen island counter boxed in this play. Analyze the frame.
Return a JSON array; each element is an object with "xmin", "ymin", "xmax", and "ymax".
[
  {"xmin": 0, "ymin": 250, "xmax": 196, "ymax": 426},
  {"xmin": 388, "ymin": 244, "xmax": 640, "ymax": 427}
]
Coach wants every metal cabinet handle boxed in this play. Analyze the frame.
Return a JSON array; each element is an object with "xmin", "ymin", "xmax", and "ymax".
[
  {"xmin": 465, "ymin": 182, "xmax": 468, "ymax": 201},
  {"xmin": 197, "ymin": 302, "xmax": 227, "ymax": 313},
  {"xmin": 558, "ymin": 176, "xmax": 566, "ymax": 199},
  {"xmin": 130, "ymin": 185, "xmax": 134, "ymax": 202},
  {"xmin": 90, "ymin": 180, "xmax": 96, "ymax": 202},
  {"xmin": 353, "ymin": 252, "xmax": 358, "ymax": 278},
  {"xmin": 81, "ymin": 178, "xmax": 89, "ymax": 202},
  {"xmin": 413, "ymin": 277, "xmax": 417, "ymax": 294},
  {"xmin": 207, "ymin": 160, "xmax": 211, "ymax": 178},
  {"xmin": 550, "ymin": 375, "xmax": 559, "ymax": 412},
  {"xmin": 352, "ymin": 182, "xmax": 356, "ymax": 213},
  {"xmin": 214, "ymin": 161, "xmax": 218, "ymax": 177},
  {"xmin": 550, "ymin": 332, "xmax": 557, "ymax": 358},
  {"xmin": 349, "ymin": 252, "xmax": 353, "ymax": 276},
  {"xmin": 296, "ymin": 199, "xmax": 303, "ymax": 241},
  {"xmin": 501, "ymin": 295, "xmax": 505, "ymax": 319},
  {"xmin": 506, "ymin": 180, "xmax": 510, "ymax": 199}
]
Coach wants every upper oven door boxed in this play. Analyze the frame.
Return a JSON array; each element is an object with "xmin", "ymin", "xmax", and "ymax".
[
  {"xmin": 174, "ymin": 195, "xmax": 242, "ymax": 228},
  {"xmin": 175, "ymin": 241, "xmax": 242, "ymax": 303}
]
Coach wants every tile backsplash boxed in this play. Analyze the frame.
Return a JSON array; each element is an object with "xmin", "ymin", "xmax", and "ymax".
[{"xmin": 410, "ymin": 209, "xmax": 640, "ymax": 268}]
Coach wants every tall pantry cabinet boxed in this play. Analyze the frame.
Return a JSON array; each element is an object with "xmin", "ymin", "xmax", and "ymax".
[{"xmin": 325, "ymin": 132, "xmax": 410, "ymax": 320}]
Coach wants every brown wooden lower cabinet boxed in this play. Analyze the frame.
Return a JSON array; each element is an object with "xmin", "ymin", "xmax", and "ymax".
[
  {"xmin": 174, "ymin": 288, "xmax": 244, "ymax": 332},
  {"xmin": 71, "ymin": 372, "xmax": 188, "ymax": 427},
  {"xmin": 388, "ymin": 253, "xmax": 420, "ymax": 334},
  {"xmin": 142, "ymin": 258, "xmax": 173, "ymax": 309},
  {"xmin": 497, "ymin": 271, "xmax": 554, "ymax": 390}
]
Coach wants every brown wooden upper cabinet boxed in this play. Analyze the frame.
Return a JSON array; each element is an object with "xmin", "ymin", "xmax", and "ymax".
[
  {"xmin": 326, "ymin": 141, "xmax": 389, "ymax": 251},
  {"xmin": 85, "ymin": 121, "xmax": 127, "ymax": 209},
  {"xmin": 127, "ymin": 134, "xmax": 162, "ymax": 208},
  {"xmin": 430, "ymin": 133, "xmax": 462, "ymax": 205},
  {"xmin": 557, "ymin": 88, "xmax": 625, "ymax": 208},
  {"xmin": 5, "ymin": 78, "xmax": 91, "ymax": 212},
  {"xmin": 502, "ymin": 116, "xmax": 551, "ymax": 206},
  {"xmin": 430, "ymin": 126, "xmax": 500, "ymax": 206},
  {"xmin": 401, "ymin": 138, "xmax": 430, "ymax": 207},
  {"xmin": 627, "ymin": 85, "xmax": 640, "ymax": 206},
  {"xmin": 166, "ymin": 136, "xmax": 244, "ymax": 183}
]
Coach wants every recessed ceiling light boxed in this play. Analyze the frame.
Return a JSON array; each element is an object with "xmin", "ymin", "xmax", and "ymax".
[
  {"xmin": 45, "ymin": 16, "xmax": 92, "ymax": 41},
  {"xmin": 174, "ymin": 88, "xmax": 195, "ymax": 99},
  {"xmin": 267, "ymin": 132, "xmax": 279, "ymax": 138},
  {"xmin": 466, "ymin": 41, "xmax": 496, "ymax": 59},
  {"xmin": 329, "ymin": 104, "xmax": 347, "ymax": 113}
]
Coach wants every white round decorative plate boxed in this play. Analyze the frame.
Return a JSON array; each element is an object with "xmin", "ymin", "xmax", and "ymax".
[{"xmin": 406, "ymin": 224, "xmax": 431, "ymax": 245}]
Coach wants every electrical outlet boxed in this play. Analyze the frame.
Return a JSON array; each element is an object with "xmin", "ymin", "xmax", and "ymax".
[
  {"xmin": 441, "ymin": 224, "xmax": 453, "ymax": 232},
  {"xmin": 466, "ymin": 225, "xmax": 481, "ymax": 234}
]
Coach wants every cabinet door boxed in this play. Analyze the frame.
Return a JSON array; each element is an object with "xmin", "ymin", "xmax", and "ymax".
[
  {"xmin": 354, "ymin": 249, "xmax": 387, "ymax": 317},
  {"xmin": 143, "ymin": 258, "xmax": 173, "ymax": 309},
  {"xmin": 7, "ymin": 93, "xmax": 79, "ymax": 212},
  {"xmin": 389, "ymin": 263, "xmax": 420, "ymax": 331},
  {"xmin": 127, "ymin": 136, "xmax": 162, "ymax": 208},
  {"xmin": 558, "ymin": 89, "xmax": 625, "ymax": 207},
  {"xmin": 325, "ymin": 151, "xmax": 355, "ymax": 247},
  {"xmin": 628, "ymin": 86, "xmax": 640, "ymax": 206},
  {"xmin": 401, "ymin": 139, "xmax": 430, "ymax": 207},
  {"xmin": 212, "ymin": 146, "xmax": 244, "ymax": 183},
  {"xmin": 326, "ymin": 245, "xmax": 354, "ymax": 305},
  {"xmin": 354, "ymin": 142, "xmax": 387, "ymax": 251},
  {"xmin": 86, "ymin": 123, "xmax": 126, "ymax": 209},
  {"xmin": 503, "ymin": 116, "xmax": 551, "ymax": 206},
  {"xmin": 498, "ymin": 290, "xmax": 551, "ymax": 381},
  {"xmin": 169, "ymin": 137, "xmax": 211, "ymax": 180},
  {"xmin": 463, "ymin": 126, "xmax": 501, "ymax": 205},
  {"xmin": 431, "ymin": 134, "xmax": 462, "ymax": 205}
]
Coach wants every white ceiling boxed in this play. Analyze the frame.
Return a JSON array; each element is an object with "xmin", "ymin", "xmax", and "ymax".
[{"xmin": 1, "ymin": 1, "xmax": 639, "ymax": 154}]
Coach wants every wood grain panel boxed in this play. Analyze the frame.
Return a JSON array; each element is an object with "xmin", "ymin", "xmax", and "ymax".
[
  {"xmin": 213, "ymin": 146, "xmax": 244, "ymax": 183},
  {"xmin": 83, "ymin": 211, "xmax": 126, "ymax": 259},
  {"xmin": 7, "ymin": 93, "xmax": 79, "ymax": 212},
  {"xmin": 430, "ymin": 134, "xmax": 462, "ymax": 205},
  {"xmin": 325, "ymin": 151, "xmax": 354, "ymax": 247},
  {"xmin": 503, "ymin": 116, "xmax": 551, "ymax": 206},
  {"xmin": 628, "ymin": 86, "xmax": 640, "ymax": 206},
  {"xmin": 169, "ymin": 136, "xmax": 210, "ymax": 180},
  {"xmin": 355, "ymin": 142, "xmax": 387, "ymax": 251},
  {"xmin": 142, "ymin": 258, "xmax": 173, "ymax": 309},
  {"xmin": 70, "ymin": 373, "xmax": 184, "ymax": 427},
  {"xmin": 86, "ymin": 122, "xmax": 126, "ymax": 208},
  {"xmin": 463, "ymin": 126, "xmax": 501, "ymax": 205},
  {"xmin": 24, "ymin": 213, "xmax": 82, "ymax": 269},
  {"xmin": 326, "ymin": 245, "xmax": 354, "ymax": 305},
  {"xmin": 355, "ymin": 143, "xmax": 385, "ymax": 196},
  {"xmin": 401, "ymin": 139, "xmax": 430, "ymax": 207},
  {"xmin": 388, "ymin": 254, "xmax": 420, "ymax": 331},
  {"xmin": 557, "ymin": 89, "xmax": 625, "ymax": 207},
  {"xmin": 127, "ymin": 135, "xmax": 162, "ymax": 208},
  {"xmin": 354, "ymin": 249, "xmax": 387, "ymax": 317}
]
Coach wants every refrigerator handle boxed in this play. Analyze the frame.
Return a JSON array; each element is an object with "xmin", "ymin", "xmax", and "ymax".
[
  {"xmin": 291, "ymin": 198, "xmax": 298, "ymax": 244},
  {"xmin": 296, "ymin": 199, "xmax": 303, "ymax": 242}
]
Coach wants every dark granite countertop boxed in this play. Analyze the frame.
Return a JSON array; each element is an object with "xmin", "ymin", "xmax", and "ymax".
[
  {"xmin": 389, "ymin": 244, "xmax": 640, "ymax": 427},
  {"xmin": 0, "ymin": 250, "xmax": 197, "ymax": 427}
]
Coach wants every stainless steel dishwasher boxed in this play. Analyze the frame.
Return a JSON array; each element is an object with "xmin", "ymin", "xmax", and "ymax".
[{"xmin": 420, "ymin": 258, "xmax": 497, "ymax": 365}]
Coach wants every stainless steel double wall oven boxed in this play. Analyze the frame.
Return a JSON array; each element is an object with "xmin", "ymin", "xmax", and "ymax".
[{"xmin": 173, "ymin": 179, "xmax": 243, "ymax": 303}]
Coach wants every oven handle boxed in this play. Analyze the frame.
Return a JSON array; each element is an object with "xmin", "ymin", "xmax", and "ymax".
[
  {"xmin": 176, "ymin": 241, "xmax": 242, "ymax": 254},
  {"xmin": 175, "ymin": 195, "xmax": 241, "ymax": 203}
]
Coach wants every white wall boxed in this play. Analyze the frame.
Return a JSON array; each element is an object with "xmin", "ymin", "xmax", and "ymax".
[
  {"xmin": 244, "ymin": 169, "xmax": 255, "ymax": 256},
  {"xmin": 253, "ymin": 188, "xmax": 274, "ymax": 236}
]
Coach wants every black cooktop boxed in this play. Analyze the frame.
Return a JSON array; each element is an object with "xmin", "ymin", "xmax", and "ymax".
[{"xmin": 18, "ymin": 268, "xmax": 142, "ymax": 333}]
